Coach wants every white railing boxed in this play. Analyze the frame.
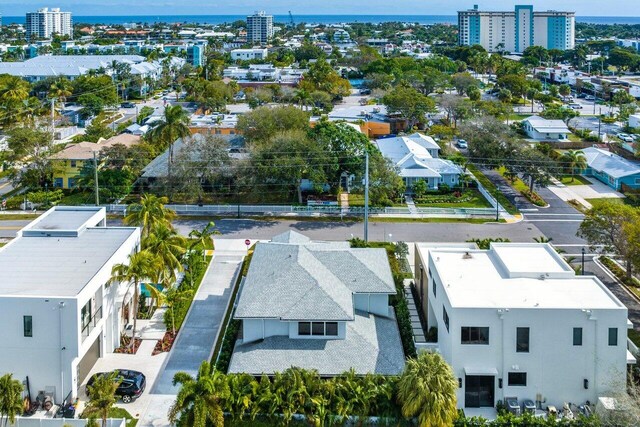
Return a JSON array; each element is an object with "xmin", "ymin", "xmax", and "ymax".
[
  {"xmin": 629, "ymin": 337, "xmax": 639, "ymax": 357},
  {"xmin": 9, "ymin": 418, "xmax": 126, "ymax": 427},
  {"xmin": 415, "ymin": 342, "xmax": 440, "ymax": 353}
]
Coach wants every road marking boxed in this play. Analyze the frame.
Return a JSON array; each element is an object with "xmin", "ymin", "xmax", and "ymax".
[
  {"xmin": 519, "ymin": 208, "xmax": 539, "ymax": 212},
  {"xmin": 0, "ymin": 226, "xmax": 21, "ymax": 230},
  {"xmin": 525, "ymin": 219, "xmax": 584, "ymax": 222},
  {"xmin": 524, "ymin": 213, "xmax": 584, "ymax": 216}
]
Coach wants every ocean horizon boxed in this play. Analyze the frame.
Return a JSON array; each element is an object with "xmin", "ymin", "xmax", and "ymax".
[{"xmin": 2, "ymin": 14, "xmax": 640, "ymax": 26}]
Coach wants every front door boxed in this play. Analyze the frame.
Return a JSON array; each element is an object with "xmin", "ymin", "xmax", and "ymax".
[{"xmin": 465, "ymin": 375, "xmax": 495, "ymax": 408}]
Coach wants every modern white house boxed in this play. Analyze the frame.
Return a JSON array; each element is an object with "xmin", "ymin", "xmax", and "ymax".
[
  {"xmin": 522, "ymin": 116, "xmax": 570, "ymax": 141},
  {"xmin": 230, "ymin": 48, "xmax": 269, "ymax": 61},
  {"xmin": 0, "ymin": 207, "xmax": 140, "ymax": 404},
  {"xmin": 374, "ymin": 133, "xmax": 463, "ymax": 190},
  {"xmin": 228, "ymin": 231, "xmax": 405, "ymax": 376},
  {"xmin": 413, "ymin": 242, "xmax": 635, "ymax": 411}
]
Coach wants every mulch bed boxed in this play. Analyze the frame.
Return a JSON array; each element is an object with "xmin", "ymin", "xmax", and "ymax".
[
  {"xmin": 114, "ymin": 338, "xmax": 142, "ymax": 354},
  {"xmin": 152, "ymin": 331, "xmax": 177, "ymax": 355}
]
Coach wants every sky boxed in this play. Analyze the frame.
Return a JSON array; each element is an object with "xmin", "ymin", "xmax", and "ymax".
[{"xmin": 1, "ymin": 0, "xmax": 638, "ymax": 16}]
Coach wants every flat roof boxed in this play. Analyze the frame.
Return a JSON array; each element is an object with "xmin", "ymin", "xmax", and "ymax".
[
  {"xmin": 29, "ymin": 209, "xmax": 99, "ymax": 231},
  {"xmin": 0, "ymin": 227, "xmax": 137, "ymax": 297},
  {"xmin": 491, "ymin": 243, "xmax": 574, "ymax": 277},
  {"xmin": 427, "ymin": 245, "xmax": 625, "ymax": 310},
  {"xmin": 228, "ymin": 311, "xmax": 405, "ymax": 376}
]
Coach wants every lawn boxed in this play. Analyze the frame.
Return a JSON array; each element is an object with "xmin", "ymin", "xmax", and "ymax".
[
  {"xmin": 507, "ymin": 113, "xmax": 530, "ymax": 121},
  {"xmin": 414, "ymin": 188, "xmax": 493, "ymax": 208},
  {"xmin": 585, "ymin": 197, "xmax": 630, "ymax": 207},
  {"xmin": 559, "ymin": 175, "xmax": 592, "ymax": 186},
  {"xmin": 0, "ymin": 213, "xmax": 40, "ymax": 220},
  {"xmin": 348, "ymin": 193, "xmax": 405, "ymax": 207},
  {"xmin": 467, "ymin": 164, "xmax": 519, "ymax": 214}
]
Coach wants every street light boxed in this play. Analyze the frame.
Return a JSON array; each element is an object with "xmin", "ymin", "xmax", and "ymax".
[{"xmin": 581, "ymin": 247, "xmax": 586, "ymax": 276}]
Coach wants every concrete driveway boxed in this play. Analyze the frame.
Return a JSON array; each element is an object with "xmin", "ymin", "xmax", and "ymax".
[{"xmin": 569, "ymin": 177, "xmax": 625, "ymax": 200}]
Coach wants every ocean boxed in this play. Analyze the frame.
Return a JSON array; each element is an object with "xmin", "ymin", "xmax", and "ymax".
[{"xmin": 2, "ymin": 14, "xmax": 640, "ymax": 26}]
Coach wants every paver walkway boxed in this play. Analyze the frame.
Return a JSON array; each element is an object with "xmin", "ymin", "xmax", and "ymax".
[
  {"xmin": 404, "ymin": 195, "xmax": 418, "ymax": 215},
  {"xmin": 152, "ymin": 240, "xmax": 244, "ymax": 394},
  {"xmin": 404, "ymin": 279, "xmax": 426, "ymax": 343}
]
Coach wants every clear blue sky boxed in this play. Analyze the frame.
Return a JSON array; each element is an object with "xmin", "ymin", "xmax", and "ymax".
[{"xmin": 2, "ymin": 1, "xmax": 637, "ymax": 16}]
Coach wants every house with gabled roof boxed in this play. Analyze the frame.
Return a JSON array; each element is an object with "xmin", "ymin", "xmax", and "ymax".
[
  {"xmin": 581, "ymin": 147, "xmax": 640, "ymax": 190},
  {"xmin": 228, "ymin": 231, "xmax": 405, "ymax": 376}
]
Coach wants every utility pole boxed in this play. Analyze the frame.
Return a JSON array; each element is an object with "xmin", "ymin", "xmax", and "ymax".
[
  {"xmin": 364, "ymin": 150, "xmax": 369, "ymax": 243},
  {"xmin": 93, "ymin": 151, "xmax": 100, "ymax": 206},
  {"xmin": 50, "ymin": 98, "xmax": 56, "ymax": 143}
]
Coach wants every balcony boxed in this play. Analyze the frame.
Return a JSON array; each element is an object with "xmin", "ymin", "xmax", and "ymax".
[{"xmin": 81, "ymin": 306, "xmax": 103, "ymax": 340}]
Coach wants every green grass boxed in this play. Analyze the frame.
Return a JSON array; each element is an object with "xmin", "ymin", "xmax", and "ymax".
[
  {"xmin": 559, "ymin": 175, "xmax": 592, "ymax": 185},
  {"xmin": 497, "ymin": 167, "xmax": 548, "ymax": 207},
  {"xmin": 58, "ymin": 191, "xmax": 96, "ymax": 206},
  {"xmin": 414, "ymin": 188, "xmax": 493, "ymax": 208},
  {"xmin": 585, "ymin": 198, "xmax": 629, "ymax": 207},
  {"xmin": 0, "ymin": 213, "xmax": 40, "ymax": 220},
  {"xmin": 467, "ymin": 164, "xmax": 519, "ymax": 215},
  {"xmin": 348, "ymin": 193, "xmax": 405, "ymax": 207},
  {"xmin": 507, "ymin": 113, "xmax": 531, "ymax": 121}
]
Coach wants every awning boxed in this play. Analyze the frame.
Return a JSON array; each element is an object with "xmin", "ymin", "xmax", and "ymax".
[{"xmin": 464, "ymin": 367, "xmax": 499, "ymax": 376}]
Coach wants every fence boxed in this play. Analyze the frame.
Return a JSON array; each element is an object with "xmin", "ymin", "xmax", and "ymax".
[{"xmin": 9, "ymin": 418, "xmax": 126, "ymax": 427}]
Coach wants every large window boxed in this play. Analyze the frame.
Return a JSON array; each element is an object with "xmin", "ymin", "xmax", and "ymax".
[
  {"xmin": 23, "ymin": 315, "xmax": 33, "ymax": 337},
  {"xmin": 443, "ymin": 306, "xmax": 449, "ymax": 332},
  {"xmin": 299, "ymin": 322, "xmax": 338, "ymax": 337},
  {"xmin": 516, "ymin": 327, "xmax": 530, "ymax": 353},
  {"xmin": 608, "ymin": 328, "xmax": 618, "ymax": 346},
  {"xmin": 461, "ymin": 327, "xmax": 489, "ymax": 345},
  {"xmin": 573, "ymin": 328, "xmax": 583, "ymax": 346},
  {"xmin": 508, "ymin": 372, "xmax": 527, "ymax": 387}
]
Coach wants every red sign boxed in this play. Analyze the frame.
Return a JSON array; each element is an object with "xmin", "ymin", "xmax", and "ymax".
[{"xmin": 245, "ymin": 239, "xmax": 251, "ymax": 246}]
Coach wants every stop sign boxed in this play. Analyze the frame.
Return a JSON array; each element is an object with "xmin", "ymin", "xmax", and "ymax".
[{"xmin": 245, "ymin": 239, "xmax": 251, "ymax": 246}]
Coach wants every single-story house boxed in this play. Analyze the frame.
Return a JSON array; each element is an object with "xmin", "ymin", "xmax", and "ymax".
[
  {"xmin": 228, "ymin": 231, "xmax": 405, "ymax": 376},
  {"xmin": 374, "ymin": 133, "xmax": 463, "ymax": 191},
  {"xmin": 581, "ymin": 147, "xmax": 640, "ymax": 190},
  {"xmin": 629, "ymin": 114, "xmax": 640, "ymax": 129},
  {"xmin": 522, "ymin": 116, "xmax": 570, "ymax": 141}
]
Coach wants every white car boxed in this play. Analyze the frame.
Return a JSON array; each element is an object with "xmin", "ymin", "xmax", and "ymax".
[
  {"xmin": 456, "ymin": 139, "xmax": 468, "ymax": 149},
  {"xmin": 568, "ymin": 103, "xmax": 582, "ymax": 110},
  {"xmin": 617, "ymin": 133, "xmax": 634, "ymax": 142}
]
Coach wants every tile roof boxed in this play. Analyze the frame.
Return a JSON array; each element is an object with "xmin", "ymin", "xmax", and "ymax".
[{"xmin": 50, "ymin": 134, "xmax": 140, "ymax": 160}]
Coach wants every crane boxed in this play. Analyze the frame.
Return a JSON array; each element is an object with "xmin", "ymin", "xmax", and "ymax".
[{"xmin": 288, "ymin": 11, "xmax": 295, "ymax": 28}]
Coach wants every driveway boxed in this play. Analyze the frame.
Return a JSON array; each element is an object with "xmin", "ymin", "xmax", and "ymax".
[{"xmin": 569, "ymin": 177, "xmax": 625, "ymax": 200}]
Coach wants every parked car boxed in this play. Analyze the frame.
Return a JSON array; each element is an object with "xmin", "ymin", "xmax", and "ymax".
[
  {"xmin": 616, "ymin": 133, "xmax": 634, "ymax": 142},
  {"xmin": 568, "ymin": 103, "xmax": 583, "ymax": 110},
  {"xmin": 359, "ymin": 88, "xmax": 371, "ymax": 95},
  {"xmin": 120, "ymin": 102, "xmax": 135, "ymax": 108},
  {"xmin": 585, "ymin": 95, "xmax": 596, "ymax": 101},
  {"xmin": 86, "ymin": 370, "xmax": 146, "ymax": 403},
  {"xmin": 457, "ymin": 139, "xmax": 468, "ymax": 149},
  {"xmin": 577, "ymin": 93, "xmax": 586, "ymax": 98}
]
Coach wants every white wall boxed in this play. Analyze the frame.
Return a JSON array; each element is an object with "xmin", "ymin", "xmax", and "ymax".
[
  {"xmin": 354, "ymin": 293, "xmax": 390, "ymax": 317},
  {"xmin": 242, "ymin": 319, "xmax": 290, "ymax": 343},
  {"xmin": 288, "ymin": 321, "xmax": 347, "ymax": 339}
]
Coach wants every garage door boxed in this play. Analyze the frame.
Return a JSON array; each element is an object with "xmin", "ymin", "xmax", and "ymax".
[{"xmin": 78, "ymin": 336, "xmax": 101, "ymax": 385}]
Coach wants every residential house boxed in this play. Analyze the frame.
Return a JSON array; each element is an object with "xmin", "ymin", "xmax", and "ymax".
[
  {"xmin": 374, "ymin": 133, "xmax": 463, "ymax": 190},
  {"xmin": 311, "ymin": 105, "xmax": 405, "ymax": 138},
  {"xmin": 50, "ymin": 134, "xmax": 140, "ymax": 189},
  {"xmin": 522, "ymin": 116, "xmax": 570, "ymax": 141},
  {"xmin": 230, "ymin": 48, "xmax": 269, "ymax": 61},
  {"xmin": 629, "ymin": 114, "xmax": 640, "ymax": 129},
  {"xmin": 189, "ymin": 113, "xmax": 239, "ymax": 136},
  {"xmin": 228, "ymin": 231, "xmax": 405, "ymax": 376},
  {"xmin": 0, "ymin": 206, "xmax": 140, "ymax": 403},
  {"xmin": 580, "ymin": 147, "xmax": 640, "ymax": 190},
  {"xmin": 414, "ymin": 242, "xmax": 634, "ymax": 411}
]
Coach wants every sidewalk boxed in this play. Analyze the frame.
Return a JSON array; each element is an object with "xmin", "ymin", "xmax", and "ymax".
[{"xmin": 546, "ymin": 177, "xmax": 592, "ymax": 210}]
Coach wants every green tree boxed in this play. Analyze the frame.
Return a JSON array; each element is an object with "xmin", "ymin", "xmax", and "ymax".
[
  {"xmin": 83, "ymin": 372, "xmax": 119, "ymax": 427},
  {"xmin": 559, "ymin": 84, "xmax": 571, "ymax": 97},
  {"xmin": 560, "ymin": 150, "xmax": 587, "ymax": 181},
  {"xmin": 5, "ymin": 126, "xmax": 53, "ymax": 189},
  {"xmin": 189, "ymin": 221, "xmax": 220, "ymax": 253},
  {"xmin": 124, "ymin": 194, "xmax": 176, "ymax": 238},
  {"xmin": 451, "ymin": 72, "xmax": 478, "ymax": 96},
  {"xmin": 49, "ymin": 78, "xmax": 73, "ymax": 106},
  {"xmin": 397, "ymin": 352, "xmax": 458, "ymax": 427},
  {"xmin": 412, "ymin": 179, "xmax": 428, "ymax": 198},
  {"xmin": 143, "ymin": 223, "xmax": 187, "ymax": 282},
  {"xmin": 0, "ymin": 373, "xmax": 23, "ymax": 427},
  {"xmin": 237, "ymin": 105, "xmax": 310, "ymax": 143},
  {"xmin": 108, "ymin": 250, "xmax": 159, "ymax": 349},
  {"xmin": 169, "ymin": 361, "xmax": 230, "ymax": 427},
  {"xmin": 382, "ymin": 86, "xmax": 436, "ymax": 130}
]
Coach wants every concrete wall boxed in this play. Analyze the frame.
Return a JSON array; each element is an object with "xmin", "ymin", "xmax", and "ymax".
[{"xmin": 354, "ymin": 293, "xmax": 390, "ymax": 317}]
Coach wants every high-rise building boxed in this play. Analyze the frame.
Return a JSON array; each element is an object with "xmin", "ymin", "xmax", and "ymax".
[
  {"xmin": 25, "ymin": 7, "xmax": 73, "ymax": 41},
  {"xmin": 246, "ymin": 11, "xmax": 273, "ymax": 44},
  {"xmin": 458, "ymin": 5, "xmax": 575, "ymax": 53}
]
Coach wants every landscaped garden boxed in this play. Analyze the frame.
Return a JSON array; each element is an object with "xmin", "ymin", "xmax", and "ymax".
[{"xmin": 413, "ymin": 188, "xmax": 492, "ymax": 208}]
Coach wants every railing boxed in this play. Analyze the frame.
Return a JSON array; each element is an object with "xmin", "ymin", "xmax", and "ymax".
[
  {"xmin": 81, "ymin": 306, "xmax": 103, "ymax": 340},
  {"xmin": 9, "ymin": 417, "xmax": 125, "ymax": 427},
  {"xmin": 629, "ymin": 337, "xmax": 639, "ymax": 357}
]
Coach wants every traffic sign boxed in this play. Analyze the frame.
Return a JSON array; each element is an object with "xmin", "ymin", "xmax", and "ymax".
[{"xmin": 245, "ymin": 239, "xmax": 251, "ymax": 246}]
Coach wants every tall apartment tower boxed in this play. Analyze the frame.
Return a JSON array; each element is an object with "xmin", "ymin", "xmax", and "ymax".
[
  {"xmin": 25, "ymin": 7, "xmax": 73, "ymax": 41},
  {"xmin": 458, "ymin": 5, "xmax": 575, "ymax": 53},
  {"xmin": 246, "ymin": 11, "xmax": 273, "ymax": 44}
]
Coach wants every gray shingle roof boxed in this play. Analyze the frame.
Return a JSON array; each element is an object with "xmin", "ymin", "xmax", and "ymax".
[
  {"xmin": 228, "ymin": 311, "xmax": 405, "ymax": 376},
  {"xmin": 234, "ymin": 238, "xmax": 396, "ymax": 321},
  {"xmin": 582, "ymin": 147, "xmax": 640, "ymax": 179}
]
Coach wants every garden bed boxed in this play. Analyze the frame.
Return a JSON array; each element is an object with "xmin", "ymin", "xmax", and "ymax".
[
  {"xmin": 599, "ymin": 256, "xmax": 640, "ymax": 300},
  {"xmin": 414, "ymin": 188, "xmax": 492, "ymax": 208},
  {"xmin": 497, "ymin": 167, "xmax": 548, "ymax": 207},
  {"xmin": 114, "ymin": 337, "xmax": 142, "ymax": 354},
  {"xmin": 152, "ymin": 331, "xmax": 177, "ymax": 355}
]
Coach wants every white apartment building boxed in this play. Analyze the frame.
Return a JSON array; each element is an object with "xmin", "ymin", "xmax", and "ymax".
[
  {"xmin": 414, "ymin": 242, "xmax": 635, "ymax": 411},
  {"xmin": 230, "ymin": 48, "xmax": 269, "ymax": 61},
  {"xmin": 458, "ymin": 5, "xmax": 575, "ymax": 53},
  {"xmin": 25, "ymin": 8, "xmax": 73, "ymax": 41},
  {"xmin": 246, "ymin": 11, "xmax": 273, "ymax": 44},
  {"xmin": 0, "ymin": 207, "xmax": 140, "ymax": 404}
]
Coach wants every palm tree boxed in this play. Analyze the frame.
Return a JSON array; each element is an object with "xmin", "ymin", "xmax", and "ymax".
[
  {"xmin": 294, "ymin": 89, "xmax": 311, "ymax": 111},
  {"xmin": 83, "ymin": 372, "xmax": 119, "ymax": 427},
  {"xmin": 188, "ymin": 221, "xmax": 220, "ymax": 258},
  {"xmin": 169, "ymin": 361, "xmax": 230, "ymax": 427},
  {"xmin": 165, "ymin": 287, "xmax": 194, "ymax": 335},
  {"xmin": 108, "ymin": 250, "xmax": 159, "ymax": 349},
  {"xmin": 225, "ymin": 373, "xmax": 258, "ymax": 421},
  {"xmin": 0, "ymin": 373, "xmax": 23, "ymax": 427},
  {"xmin": 124, "ymin": 194, "xmax": 176, "ymax": 238},
  {"xmin": 0, "ymin": 76, "xmax": 30, "ymax": 103},
  {"xmin": 560, "ymin": 150, "xmax": 588, "ymax": 182},
  {"xmin": 533, "ymin": 236, "xmax": 553, "ymax": 243},
  {"xmin": 148, "ymin": 105, "xmax": 191, "ymax": 199},
  {"xmin": 143, "ymin": 223, "xmax": 187, "ymax": 282},
  {"xmin": 49, "ymin": 78, "xmax": 73, "ymax": 109},
  {"xmin": 397, "ymin": 351, "xmax": 458, "ymax": 427}
]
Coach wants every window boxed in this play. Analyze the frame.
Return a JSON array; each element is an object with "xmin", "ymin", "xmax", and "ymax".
[
  {"xmin": 443, "ymin": 306, "xmax": 450, "ymax": 332},
  {"xmin": 508, "ymin": 372, "xmax": 527, "ymax": 386},
  {"xmin": 432, "ymin": 278, "xmax": 437, "ymax": 297},
  {"xmin": 325, "ymin": 322, "xmax": 338, "ymax": 336},
  {"xmin": 23, "ymin": 315, "xmax": 33, "ymax": 337},
  {"xmin": 312, "ymin": 322, "xmax": 325, "ymax": 336},
  {"xmin": 516, "ymin": 327, "xmax": 530, "ymax": 353},
  {"xmin": 573, "ymin": 327, "xmax": 583, "ymax": 346},
  {"xmin": 298, "ymin": 322, "xmax": 311, "ymax": 336},
  {"xmin": 70, "ymin": 160, "xmax": 77, "ymax": 168},
  {"xmin": 608, "ymin": 328, "xmax": 618, "ymax": 346},
  {"xmin": 461, "ymin": 327, "xmax": 489, "ymax": 345}
]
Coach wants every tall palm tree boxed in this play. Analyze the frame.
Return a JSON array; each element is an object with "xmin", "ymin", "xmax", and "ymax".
[
  {"xmin": 188, "ymin": 221, "xmax": 219, "ymax": 258},
  {"xmin": 124, "ymin": 194, "xmax": 176, "ymax": 238},
  {"xmin": 397, "ymin": 351, "xmax": 458, "ymax": 427},
  {"xmin": 148, "ymin": 105, "xmax": 191, "ymax": 199},
  {"xmin": 169, "ymin": 361, "xmax": 230, "ymax": 427},
  {"xmin": 143, "ymin": 223, "xmax": 187, "ymax": 281},
  {"xmin": 0, "ymin": 373, "xmax": 23, "ymax": 427},
  {"xmin": 294, "ymin": 89, "xmax": 311, "ymax": 112},
  {"xmin": 560, "ymin": 150, "xmax": 588, "ymax": 182},
  {"xmin": 165, "ymin": 287, "xmax": 194, "ymax": 335},
  {"xmin": 48, "ymin": 78, "xmax": 73, "ymax": 108},
  {"xmin": 0, "ymin": 76, "xmax": 30, "ymax": 103},
  {"xmin": 83, "ymin": 372, "xmax": 119, "ymax": 427},
  {"xmin": 108, "ymin": 250, "xmax": 159, "ymax": 349}
]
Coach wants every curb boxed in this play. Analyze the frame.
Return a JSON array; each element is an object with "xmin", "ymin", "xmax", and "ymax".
[{"xmin": 593, "ymin": 256, "xmax": 640, "ymax": 306}]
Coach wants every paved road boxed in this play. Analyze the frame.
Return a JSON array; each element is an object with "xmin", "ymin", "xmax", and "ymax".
[
  {"xmin": 152, "ymin": 240, "xmax": 243, "ymax": 394},
  {"xmin": 0, "ymin": 177, "xmax": 14, "ymax": 197}
]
